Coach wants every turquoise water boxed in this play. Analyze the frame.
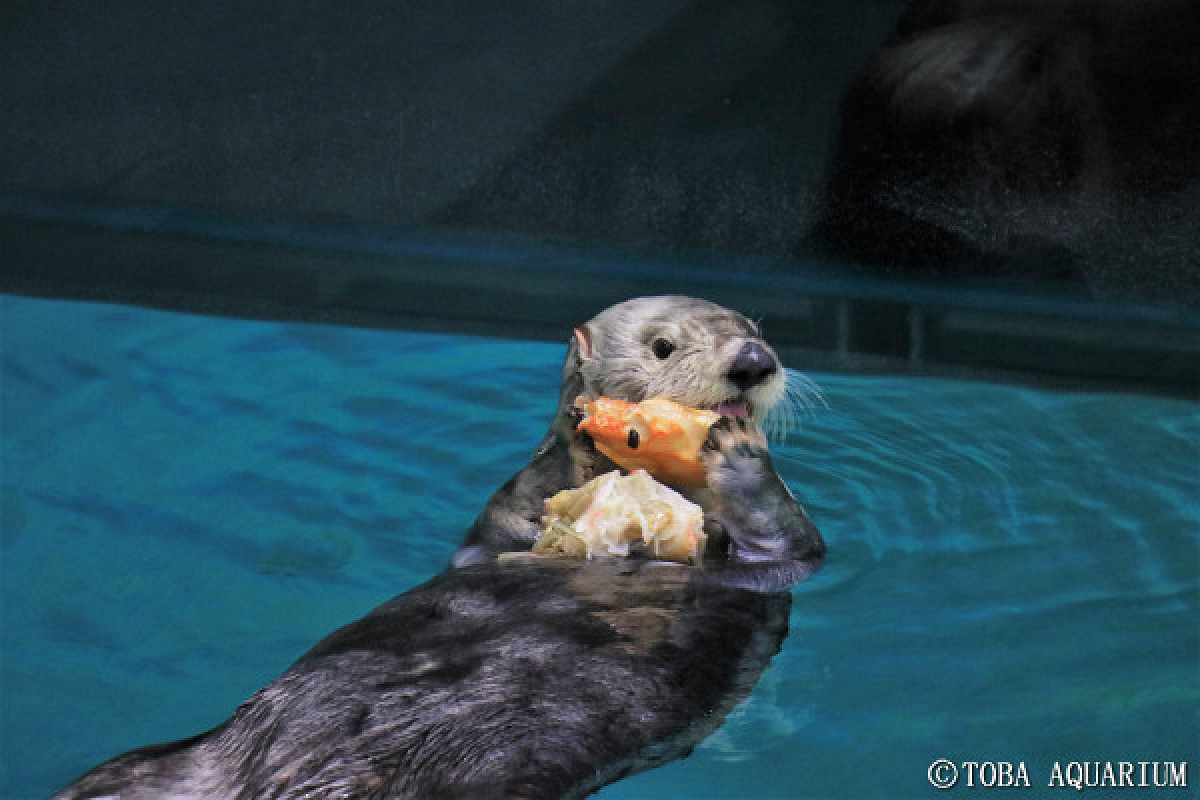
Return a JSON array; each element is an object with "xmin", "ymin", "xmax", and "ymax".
[{"xmin": 2, "ymin": 294, "xmax": 1197, "ymax": 799}]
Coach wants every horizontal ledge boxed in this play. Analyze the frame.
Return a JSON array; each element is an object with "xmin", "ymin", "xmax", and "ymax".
[{"xmin": 2, "ymin": 195, "xmax": 1197, "ymax": 398}]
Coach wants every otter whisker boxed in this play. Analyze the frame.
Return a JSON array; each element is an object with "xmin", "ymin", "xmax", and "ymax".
[
  {"xmin": 763, "ymin": 369, "xmax": 826, "ymax": 442},
  {"xmin": 789, "ymin": 369, "xmax": 827, "ymax": 414}
]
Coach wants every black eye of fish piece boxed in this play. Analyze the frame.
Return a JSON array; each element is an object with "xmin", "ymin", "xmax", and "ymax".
[
  {"xmin": 651, "ymin": 338, "xmax": 675, "ymax": 359},
  {"xmin": 626, "ymin": 429, "xmax": 640, "ymax": 449}
]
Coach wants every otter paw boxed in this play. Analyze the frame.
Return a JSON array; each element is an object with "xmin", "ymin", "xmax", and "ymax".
[
  {"xmin": 701, "ymin": 417, "xmax": 770, "ymax": 492},
  {"xmin": 701, "ymin": 416, "xmax": 810, "ymax": 565}
]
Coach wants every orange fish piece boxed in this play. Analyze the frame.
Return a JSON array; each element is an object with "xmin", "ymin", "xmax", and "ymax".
[{"xmin": 575, "ymin": 396, "xmax": 721, "ymax": 489}]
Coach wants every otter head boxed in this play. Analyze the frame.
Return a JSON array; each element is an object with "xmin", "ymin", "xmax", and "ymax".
[{"xmin": 558, "ymin": 296, "xmax": 785, "ymax": 429}]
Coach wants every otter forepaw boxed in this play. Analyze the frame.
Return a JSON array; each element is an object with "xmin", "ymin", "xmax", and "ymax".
[
  {"xmin": 701, "ymin": 416, "xmax": 771, "ymax": 495},
  {"xmin": 699, "ymin": 416, "xmax": 824, "ymax": 590}
]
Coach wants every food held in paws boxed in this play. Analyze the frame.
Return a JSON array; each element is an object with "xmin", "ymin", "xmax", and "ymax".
[
  {"xmin": 575, "ymin": 396, "xmax": 721, "ymax": 489},
  {"xmin": 533, "ymin": 470, "xmax": 706, "ymax": 564}
]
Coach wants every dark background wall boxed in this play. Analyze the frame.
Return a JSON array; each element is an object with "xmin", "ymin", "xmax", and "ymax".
[
  {"xmin": 0, "ymin": 1, "xmax": 897, "ymax": 234},
  {"xmin": 2, "ymin": 0, "xmax": 1197, "ymax": 305}
]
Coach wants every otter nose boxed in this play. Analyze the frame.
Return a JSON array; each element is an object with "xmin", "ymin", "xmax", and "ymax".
[{"xmin": 727, "ymin": 342, "xmax": 777, "ymax": 391}]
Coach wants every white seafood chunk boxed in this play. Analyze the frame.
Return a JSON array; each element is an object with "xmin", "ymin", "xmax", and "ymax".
[{"xmin": 533, "ymin": 470, "xmax": 706, "ymax": 564}]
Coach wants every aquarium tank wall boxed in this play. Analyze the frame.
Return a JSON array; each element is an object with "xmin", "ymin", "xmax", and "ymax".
[{"xmin": 2, "ymin": 0, "xmax": 1197, "ymax": 394}]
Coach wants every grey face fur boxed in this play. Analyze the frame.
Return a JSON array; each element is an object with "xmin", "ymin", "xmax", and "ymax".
[{"xmin": 571, "ymin": 296, "xmax": 784, "ymax": 422}]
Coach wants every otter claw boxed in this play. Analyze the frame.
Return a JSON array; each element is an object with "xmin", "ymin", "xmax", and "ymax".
[
  {"xmin": 703, "ymin": 417, "xmax": 768, "ymax": 461},
  {"xmin": 704, "ymin": 417, "xmax": 732, "ymax": 450}
]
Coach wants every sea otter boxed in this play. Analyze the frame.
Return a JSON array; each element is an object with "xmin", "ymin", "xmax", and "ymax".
[
  {"xmin": 456, "ymin": 295, "xmax": 824, "ymax": 591},
  {"xmin": 54, "ymin": 296, "xmax": 825, "ymax": 800}
]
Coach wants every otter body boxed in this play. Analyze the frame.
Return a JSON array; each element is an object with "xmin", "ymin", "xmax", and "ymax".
[{"xmin": 55, "ymin": 296, "xmax": 824, "ymax": 800}]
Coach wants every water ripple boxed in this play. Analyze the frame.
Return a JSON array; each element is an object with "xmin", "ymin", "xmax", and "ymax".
[{"xmin": 3, "ymin": 296, "xmax": 1197, "ymax": 800}]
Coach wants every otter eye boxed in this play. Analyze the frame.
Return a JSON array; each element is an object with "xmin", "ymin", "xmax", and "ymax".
[
  {"xmin": 651, "ymin": 337, "xmax": 675, "ymax": 359},
  {"xmin": 626, "ymin": 429, "xmax": 640, "ymax": 449}
]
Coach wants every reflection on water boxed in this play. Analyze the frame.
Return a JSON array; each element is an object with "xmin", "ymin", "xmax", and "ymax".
[{"xmin": 2, "ymin": 295, "xmax": 1197, "ymax": 798}]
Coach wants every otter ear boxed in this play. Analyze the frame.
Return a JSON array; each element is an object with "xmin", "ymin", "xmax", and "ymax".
[
  {"xmin": 557, "ymin": 325, "xmax": 591, "ymax": 414},
  {"xmin": 573, "ymin": 325, "xmax": 594, "ymax": 360}
]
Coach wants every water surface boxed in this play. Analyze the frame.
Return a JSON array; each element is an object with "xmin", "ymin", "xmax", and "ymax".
[{"xmin": 2, "ymin": 295, "xmax": 1196, "ymax": 799}]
